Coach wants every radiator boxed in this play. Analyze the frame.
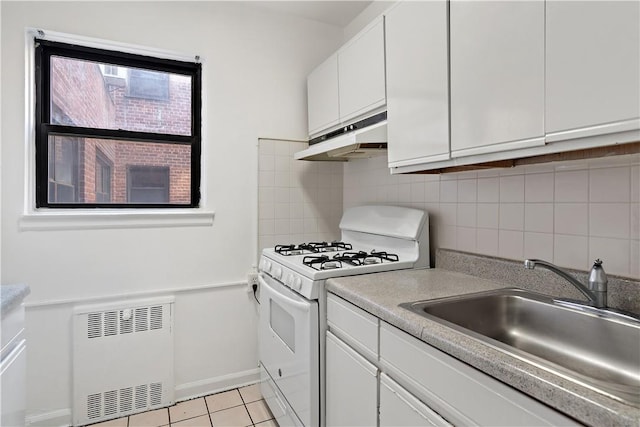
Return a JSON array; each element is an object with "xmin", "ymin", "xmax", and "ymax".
[{"xmin": 72, "ymin": 296, "xmax": 174, "ymax": 426}]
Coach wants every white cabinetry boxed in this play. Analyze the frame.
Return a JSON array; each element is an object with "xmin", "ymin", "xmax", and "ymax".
[
  {"xmin": 325, "ymin": 332, "xmax": 378, "ymax": 427},
  {"xmin": 379, "ymin": 322, "xmax": 578, "ymax": 426},
  {"xmin": 449, "ymin": 0, "xmax": 545, "ymax": 157},
  {"xmin": 385, "ymin": 0, "xmax": 449, "ymax": 167},
  {"xmin": 338, "ymin": 18, "xmax": 386, "ymax": 124},
  {"xmin": 325, "ymin": 292, "xmax": 579, "ymax": 427},
  {"xmin": 545, "ymin": 1, "xmax": 640, "ymax": 141},
  {"xmin": 326, "ymin": 294, "xmax": 379, "ymax": 426},
  {"xmin": 306, "ymin": 19, "xmax": 386, "ymax": 138},
  {"xmin": 307, "ymin": 54, "xmax": 340, "ymax": 137},
  {"xmin": 380, "ymin": 373, "xmax": 451, "ymax": 427}
]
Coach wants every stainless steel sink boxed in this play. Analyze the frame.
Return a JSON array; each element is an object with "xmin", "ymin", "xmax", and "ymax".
[{"xmin": 400, "ymin": 288, "xmax": 640, "ymax": 406}]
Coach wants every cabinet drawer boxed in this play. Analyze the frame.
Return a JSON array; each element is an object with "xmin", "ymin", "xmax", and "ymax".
[
  {"xmin": 380, "ymin": 373, "xmax": 451, "ymax": 427},
  {"xmin": 380, "ymin": 322, "xmax": 578, "ymax": 426},
  {"xmin": 327, "ymin": 293, "xmax": 378, "ymax": 360}
]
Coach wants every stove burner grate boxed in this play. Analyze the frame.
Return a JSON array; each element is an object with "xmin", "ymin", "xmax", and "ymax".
[
  {"xmin": 275, "ymin": 241, "xmax": 353, "ymax": 256},
  {"xmin": 301, "ymin": 250, "xmax": 401, "ymax": 270},
  {"xmin": 303, "ymin": 255, "xmax": 344, "ymax": 271}
]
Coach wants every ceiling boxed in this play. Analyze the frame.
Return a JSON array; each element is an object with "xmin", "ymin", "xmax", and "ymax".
[{"xmin": 250, "ymin": 1, "xmax": 373, "ymax": 27}]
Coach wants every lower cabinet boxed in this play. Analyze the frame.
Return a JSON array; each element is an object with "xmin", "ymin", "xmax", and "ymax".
[
  {"xmin": 325, "ymin": 331, "xmax": 378, "ymax": 427},
  {"xmin": 326, "ymin": 293, "xmax": 579, "ymax": 427},
  {"xmin": 380, "ymin": 373, "xmax": 451, "ymax": 427}
]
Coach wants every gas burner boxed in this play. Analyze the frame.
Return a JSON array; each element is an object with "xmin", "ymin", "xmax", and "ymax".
[
  {"xmin": 303, "ymin": 255, "xmax": 344, "ymax": 271},
  {"xmin": 332, "ymin": 250, "xmax": 400, "ymax": 266},
  {"xmin": 275, "ymin": 241, "xmax": 353, "ymax": 256},
  {"xmin": 309, "ymin": 241, "xmax": 353, "ymax": 252},
  {"xmin": 332, "ymin": 251, "xmax": 368, "ymax": 266},
  {"xmin": 275, "ymin": 243, "xmax": 315, "ymax": 256},
  {"xmin": 370, "ymin": 250, "xmax": 400, "ymax": 262}
]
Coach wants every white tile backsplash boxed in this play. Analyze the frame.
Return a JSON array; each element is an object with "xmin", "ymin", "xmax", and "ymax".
[
  {"xmin": 525, "ymin": 173, "xmax": 554, "ymax": 203},
  {"xmin": 499, "ymin": 203, "xmax": 525, "ymax": 231},
  {"xmin": 476, "ymin": 228, "xmax": 499, "ymax": 256},
  {"xmin": 477, "ymin": 177, "xmax": 500, "ymax": 202},
  {"xmin": 258, "ymin": 140, "xmax": 342, "ymax": 256},
  {"xmin": 589, "ymin": 237, "xmax": 630, "ymax": 277},
  {"xmin": 555, "ymin": 170, "xmax": 588, "ymax": 202},
  {"xmin": 477, "ymin": 203, "xmax": 500, "ymax": 229},
  {"xmin": 342, "ymin": 153, "xmax": 638, "ymax": 279},
  {"xmin": 554, "ymin": 203, "xmax": 588, "ymax": 236},
  {"xmin": 500, "ymin": 175, "xmax": 525, "ymax": 202},
  {"xmin": 440, "ymin": 180, "xmax": 458, "ymax": 203},
  {"xmin": 457, "ymin": 204, "xmax": 477, "ymax": 228},
  {"xmin": 632, "ymin": 204, "xmax": 640, "ymax": 240},
  {"xmin": 589, "ymin": 203, "xmax": 630, "ymax": 239},
  {"xmin": 524, "ymin": 232, "xmax": 554, "ymax": 260},
  {"xmin": 630, "ymin": 240, "xmax": 640, "ymax": 278},
  {"xmin": 589, "ymin": 167, "xmax": 630, "ymax": 202},
  {"xmin": 524, "ymin": 203, "xmax": 554, "ymax": 233},
  {"xmin": 554, "ymin": 234, "xmax": 589, "ymax": 270},
  {"xmin": 498, "ymin": 230, "xmax": 524, "ymax": 260},
  {"xmin": 458, "ymin": 179, "xmax": 477, "ymax": 203},
  {"xmin": 631, "ymin": 166, "xmax": 640, "ymax": 203},
  {"xmin": 457, "ymin": 227, "xmax": 477, "ymax": 252}
]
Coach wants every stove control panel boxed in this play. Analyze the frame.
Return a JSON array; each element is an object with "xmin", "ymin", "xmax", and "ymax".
[{"xmin": 259, "ymin": 255, "xmax": 319, "ymax": 300}]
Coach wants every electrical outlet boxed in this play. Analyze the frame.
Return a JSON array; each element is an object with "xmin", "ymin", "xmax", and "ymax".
[{"xmin": 247, "ymin": 272, "xmax": 259, "ymax": 291}]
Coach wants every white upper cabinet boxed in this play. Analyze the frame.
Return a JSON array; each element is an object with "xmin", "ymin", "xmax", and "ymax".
[
  {"xmin": 306, "ymin": 18, "xmax": 386, "ymax": 138},
  {"xmin": 545, "ymin": 1, "xmax": 640, "ymax": 141},
  {"xmin": 307, "ymin": 54, "xmax": 340, "ymax": 137},
  {"xmin": 450, "ymin": 0, "xmax": 545, "ymax": 157},
  {"xmin": 386, "ymin": 0, "xmax": 449, "ymax": 168},
  {"xmin": 337, "ymin": 18, "xmax": 386, "ymax": 124}
]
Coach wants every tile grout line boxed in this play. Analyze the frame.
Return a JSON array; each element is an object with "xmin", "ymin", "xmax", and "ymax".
[{"xmin": 202, "ymin": 394, "xmax": 213, "ymax": 427}]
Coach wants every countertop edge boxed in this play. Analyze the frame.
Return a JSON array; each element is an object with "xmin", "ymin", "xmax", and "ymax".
[{"xmin": 1, "ymin": 284, "xmax": 31, "ymax": 319}]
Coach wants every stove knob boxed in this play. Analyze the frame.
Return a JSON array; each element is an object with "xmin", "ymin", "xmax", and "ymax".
[
  {"xmin": 292, "ymin": 277, "xmax": 302, "ymax": 291},
  {"xmin": 273, "ymin": 267, "xmax": 283, "ymax": 280},
  {"xmin": 263, "ymin": 261, "xmax": 272, "ymax": 273}
]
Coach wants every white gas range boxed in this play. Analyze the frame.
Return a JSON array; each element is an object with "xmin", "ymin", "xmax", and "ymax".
[{"xmin": 258, "ymin": 205, "xmax": 429, "ymax": 427}]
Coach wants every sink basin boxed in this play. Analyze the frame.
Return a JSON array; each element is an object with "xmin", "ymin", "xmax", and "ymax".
[{"xmin": 400, "ymin": 288, "xmax": 640, "ymax": 406}]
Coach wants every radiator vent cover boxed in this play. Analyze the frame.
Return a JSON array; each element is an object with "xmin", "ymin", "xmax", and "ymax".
[{"xmin": 73, "ymin": 297, "xmax": 174, "ymax": 426}]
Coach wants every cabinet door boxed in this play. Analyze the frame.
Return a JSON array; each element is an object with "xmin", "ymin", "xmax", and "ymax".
[
  {"xmin": 380, "ymin": 373, "xmax": 451, "ymax": 427},
  {"xmin": 307, "ymin": 54, "xmax": 340, "ymax": 137},
  {"xmin": 450, "ymin": 0, "xmax": 545, "ymax": 157},
  {"xmin": 338, "ymin": 18, "xmax": 386, "ymax": 123},
  {"xmin": 546, "ymin": 1, "xmax": 640, "ymax": 140},
  {"xmin": 386, "ymin": 0, "xmax": 449, "ymax": 167},
  {"xmin": 325, "ymin": 332, "xmax": 378, "ymax": 427}
]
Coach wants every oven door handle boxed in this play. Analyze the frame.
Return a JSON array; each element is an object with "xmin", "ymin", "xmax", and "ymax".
[{"xmin": 259, "ymin": 274, "xmax": 310, "ymax": 311}]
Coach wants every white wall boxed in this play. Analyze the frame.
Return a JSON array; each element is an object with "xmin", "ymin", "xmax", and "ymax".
[
  {"xmin": 0, "ymin": 1, "xmax": 343, "ymax": 424},
  {"xmin": 344, "ymin": 154, "xmax": 640, "ymax": 280}
]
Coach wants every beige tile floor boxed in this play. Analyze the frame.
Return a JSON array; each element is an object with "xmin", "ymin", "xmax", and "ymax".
[{"xmin": 89, "ymin": 384, "xmax": 278, "ymax": 427}]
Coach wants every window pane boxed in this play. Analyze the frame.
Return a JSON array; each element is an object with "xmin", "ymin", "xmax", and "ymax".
[
  {"xmin": 47, "ymin": 136, "xmax": 191, "ymax": 205},
  {"xmin": 127, "ymin": 166, "xmax": 170, "ymax": 204},
  {"xmin": 50, "ymin": 56, "xmax": 192, "ymax": 136}
]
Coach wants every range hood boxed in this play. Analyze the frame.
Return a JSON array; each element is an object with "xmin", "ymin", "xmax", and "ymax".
[{"xmin": 294, "ymin": 120, "xmax": 387, "ymax": 161}]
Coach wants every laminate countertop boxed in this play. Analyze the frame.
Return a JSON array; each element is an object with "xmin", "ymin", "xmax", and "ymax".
[
  {"xmin": 326, "ymin": 268, "xmax": 640, "ymax": 427},
  {"xmin": 1, "ymin": 284, "xmax": 30, "ymax": 319}
]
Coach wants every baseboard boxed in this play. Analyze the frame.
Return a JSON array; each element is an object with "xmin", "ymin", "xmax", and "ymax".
[
  {"xmin": 25, "ymin": 368, "xmax": 260, "ymax": 426},
  {"xmin": 174, "ymin": 367, "xmax": 261, "ymax": 402},
  {"xmin": 26, "ymin": 408, "xmax": 71, "ymax": 427}
]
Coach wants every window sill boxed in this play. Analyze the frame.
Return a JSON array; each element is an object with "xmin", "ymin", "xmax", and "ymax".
[{"xmin": 19, "ymin": 209, "xmax": 215, "ymax": 231}]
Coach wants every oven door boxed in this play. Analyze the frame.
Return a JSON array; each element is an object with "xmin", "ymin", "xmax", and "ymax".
[{"xmin": 258, "ymin": 272, "xmax": 319, "ymax": 427}]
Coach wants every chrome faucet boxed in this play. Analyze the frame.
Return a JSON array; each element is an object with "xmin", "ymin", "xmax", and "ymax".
[{"xmin": 524, "ymin": 259, "xmax": 608, "ymax": 308}]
